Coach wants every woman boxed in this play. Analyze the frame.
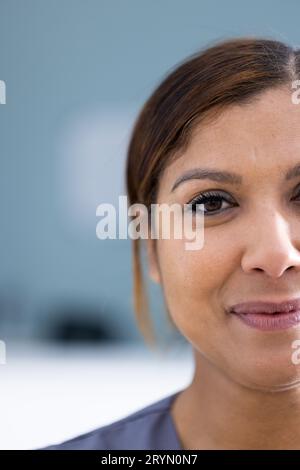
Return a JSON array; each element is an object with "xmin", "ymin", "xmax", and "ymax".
[{"xmin": 43, "ymin": 36, "xmax": 300, "ymax": 450}]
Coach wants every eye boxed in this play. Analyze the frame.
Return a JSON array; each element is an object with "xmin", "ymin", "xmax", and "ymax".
[
  {"xmin": 186, "ymin": 190, "xmax": 237, "ymax": 216},
  {"xmin": 292, "ymin": 187, "xmax": 300, "ymax": 202}
]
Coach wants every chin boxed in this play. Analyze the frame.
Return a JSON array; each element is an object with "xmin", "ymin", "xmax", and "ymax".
[{"xmin": 232, "ymin": 355, "xmax": 300, "ymax": 392}]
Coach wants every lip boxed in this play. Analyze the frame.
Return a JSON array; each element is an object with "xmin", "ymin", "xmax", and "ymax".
[
  {"xmin": 228, "ymin": 298, "xmax": 300, "ymax": 331},
  {"xmin": 229, "ymin": 298, "xmax": 300, "ymax": 314}
]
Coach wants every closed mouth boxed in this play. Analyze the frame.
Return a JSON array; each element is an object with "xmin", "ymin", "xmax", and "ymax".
[{"xmin": 230, "ymin": 308, "xmax": 300, "ymax": 331}]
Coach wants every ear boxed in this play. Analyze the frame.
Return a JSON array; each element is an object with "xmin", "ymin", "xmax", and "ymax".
[{"xmin": 145, "ymin": 237, "xmax": 161, "ymax": 284}]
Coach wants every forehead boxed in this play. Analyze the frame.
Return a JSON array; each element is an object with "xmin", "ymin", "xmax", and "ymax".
[{"xmin": 158, "ymin": 87, "xmax": 300, "ymax": 196}]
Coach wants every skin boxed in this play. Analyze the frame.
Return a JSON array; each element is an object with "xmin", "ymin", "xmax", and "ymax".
[{"xmin": 146, "ymin": 86, "xmax": 300, "ymax": 449}]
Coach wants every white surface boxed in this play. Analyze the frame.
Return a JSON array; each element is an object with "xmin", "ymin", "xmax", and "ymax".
[{"xmin": 0, "ymin": 342, "xmax": 193, "ymax": 450}]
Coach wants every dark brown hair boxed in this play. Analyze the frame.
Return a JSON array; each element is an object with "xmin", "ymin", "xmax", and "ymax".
[{"xmin": 125, "ymin": 36, "xmax": 300, "ymax": 348}]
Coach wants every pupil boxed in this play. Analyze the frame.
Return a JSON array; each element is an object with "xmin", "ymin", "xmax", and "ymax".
[{"xmin": 205, "ymin": 198, "xmax": 221, "ymax": 211}]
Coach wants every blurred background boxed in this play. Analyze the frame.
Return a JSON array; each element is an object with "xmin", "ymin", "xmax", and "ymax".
[{"xmin": 0, "ymin": 0, "xmax": 299, "ymax": 450}]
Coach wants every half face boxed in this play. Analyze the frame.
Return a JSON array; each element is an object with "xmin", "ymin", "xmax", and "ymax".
[{"xmin": 146, "ymin": 86, "xmax": 300, "ymax": 391}]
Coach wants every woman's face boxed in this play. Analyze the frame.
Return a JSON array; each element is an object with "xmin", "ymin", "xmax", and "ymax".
[{"xmin": 147, "ymin": 86, "xmax": 300, "ymax": 391}]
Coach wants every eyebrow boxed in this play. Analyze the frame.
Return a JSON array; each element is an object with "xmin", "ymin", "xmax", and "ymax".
[{"xmin": 171, "ymin": 164, "xmax": 300, "ymax": 192}]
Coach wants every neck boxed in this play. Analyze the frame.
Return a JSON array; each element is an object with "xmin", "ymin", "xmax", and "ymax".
[{"xmin": 171, "ymin": 349, "xmax": 300, "ymax": 450}]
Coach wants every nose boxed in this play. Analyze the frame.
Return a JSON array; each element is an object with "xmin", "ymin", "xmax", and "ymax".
[{"xmin": 241, "ymin": 210, "xmax": 300, "ymax": 278}]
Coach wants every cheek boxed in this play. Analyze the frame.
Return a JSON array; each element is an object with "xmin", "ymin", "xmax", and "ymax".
[{"xmin": 157, "ymin": 236, "xmax": 235, "ymax": 339}]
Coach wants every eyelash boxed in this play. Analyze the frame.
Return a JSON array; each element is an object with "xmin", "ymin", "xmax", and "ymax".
[
  {"xmin": 187, "ymin": 190, "xmax": 235, "ymax": 216},
  {"xmin": 187, "ymin": 189, "xmax": 300, "ymax": 217}
]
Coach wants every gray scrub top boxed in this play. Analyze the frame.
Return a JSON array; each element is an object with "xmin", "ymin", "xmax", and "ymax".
[{"xmin": 40, "ymin": 389, "xmax": 183, "ymax": 450}]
